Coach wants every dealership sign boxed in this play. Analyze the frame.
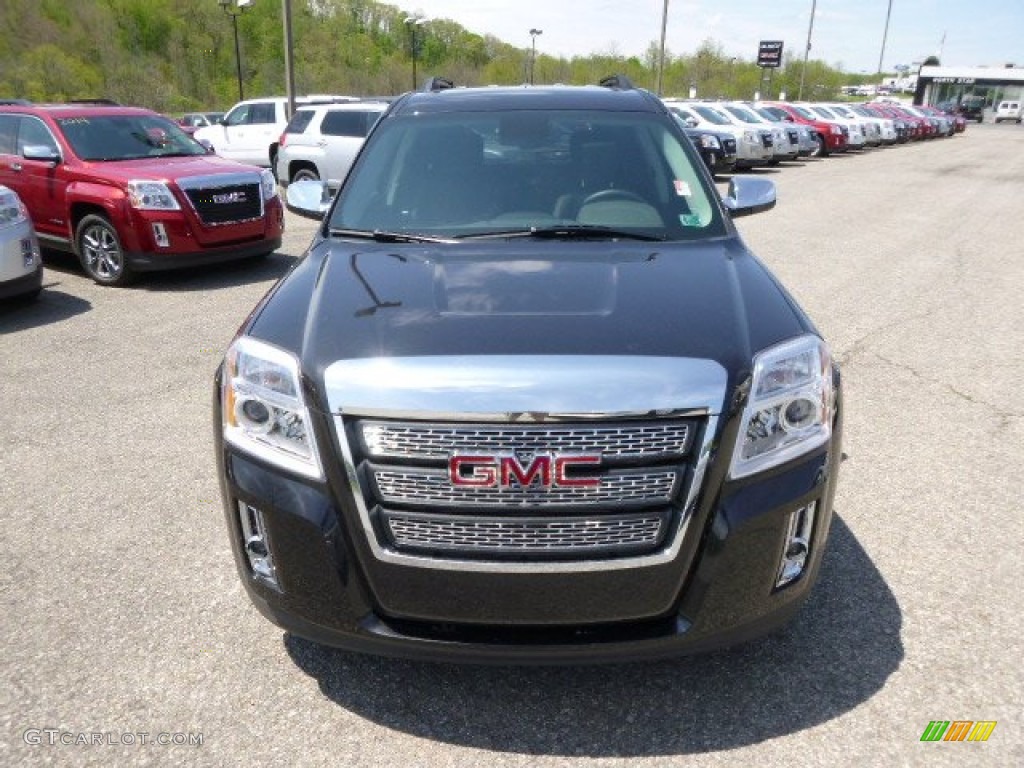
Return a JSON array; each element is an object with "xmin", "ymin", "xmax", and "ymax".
[{"xmin": 757, "ymin": 40, "xmax": 784, "ymax": 68}]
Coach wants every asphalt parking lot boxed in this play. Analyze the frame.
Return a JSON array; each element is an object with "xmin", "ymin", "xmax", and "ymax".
[{"xmin": 2, "ymin": 124, "xmax": 1022, "ymax": 767}]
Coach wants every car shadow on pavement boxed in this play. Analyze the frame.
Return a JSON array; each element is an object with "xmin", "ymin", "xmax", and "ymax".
[
  {"xmin": 138, "ymin": 252, "xmax": 298, "ymax": 293},
  {"xmin": 0, "ymin": 285, "xmax": 91, "ymax": 333},
  {"xmin": 37, "ymin": 248, "xmax": 297, "ymax": 293},
  {"xmin": 284, "ymin": 515, "xmax": 903, "ymax": 757}
]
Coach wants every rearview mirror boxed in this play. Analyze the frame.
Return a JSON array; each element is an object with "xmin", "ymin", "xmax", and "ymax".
[
  {"xmin": 286, "ymin": 180, "xmax": 333, "ymax": 220},
  {"xmin": 22, "ymin": 144, "xmax": 60, "ymax": 164},
  {"xmin": 721, "ymin": 176, "xmax": 776, "ymax": 218}
]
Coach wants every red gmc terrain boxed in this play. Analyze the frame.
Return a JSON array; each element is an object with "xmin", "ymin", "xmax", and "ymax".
[{"xmin": 0, "ymin": 102, "xmax": 283, "ymax": 286}]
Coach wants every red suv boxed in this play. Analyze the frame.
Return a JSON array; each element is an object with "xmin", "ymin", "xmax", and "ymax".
[{"xmin": 0, "ymin": 103, "xmax": 284, "ymax": 286}]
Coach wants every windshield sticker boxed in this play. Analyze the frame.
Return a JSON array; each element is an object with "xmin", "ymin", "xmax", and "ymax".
[
  {"xmin": 673, "ymin": 180, "xmax": 691, "ymax": 197},
  {"xmin": 680, "ymin": 213, "xmax": 702, "ymax": 227},
  {"xmin": 57, "ymin": 118, "xmax": 90, "ymax": 125}
]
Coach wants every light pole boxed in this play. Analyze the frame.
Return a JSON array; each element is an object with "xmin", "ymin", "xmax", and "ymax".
[
  {"xmin": 218, "ymin": 0, "xmax": 251, "ymax": 102},
  {"xmin": 798, "ymin": 0, "xmax": 817, "ymax": 100},
  {"xmin": 656, "ymin": 0, "xmax": 669, "ymax": 95},
  {"xmin": 877, "ymin": 0, "xmax": 894, "ymax": 77},
  {"xmin": 529, "ymin": 28, "xmax": 542, "ymax": 85},
  {"xmin": 405, "ymin": 15, "xmax": 427, "ymax": 91}
]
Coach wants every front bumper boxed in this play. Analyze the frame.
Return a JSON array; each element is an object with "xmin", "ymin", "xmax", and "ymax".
[{"xmin": 215, "ymin": 386, "xmax": 844, "ymax": 663}]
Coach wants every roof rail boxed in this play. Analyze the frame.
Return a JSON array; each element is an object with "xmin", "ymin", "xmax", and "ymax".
[
  {"xmin": 0, "ymin": 98, "xmax": 32, "ymax": 106},
  {"xmin": 68, "ymin": 98, "xmax": 122, "ymax": 106},
  {"xmin": 422, "ymin": 76, "xmax": 455, "ymax": 93},
  {"xmin": 598, "ymin": 74, "xmax": 635, "ymax": 90}
]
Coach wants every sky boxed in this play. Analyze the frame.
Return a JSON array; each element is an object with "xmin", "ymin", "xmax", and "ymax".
[{"xmin": 408, "ymin": 0, "xmax": 1024, "ymax": 74}]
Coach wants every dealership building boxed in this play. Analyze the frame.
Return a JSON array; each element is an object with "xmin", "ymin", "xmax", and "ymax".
[{"xmin": 915, "ymin": 65, "xmax": 1024, "ymax": 109}]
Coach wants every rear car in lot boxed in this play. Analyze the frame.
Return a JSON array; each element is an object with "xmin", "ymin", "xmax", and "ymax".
[
  {"xmin": 214, "ymin": 78, "xmax": 844, "ymax": 663},
  {"xmin": 0, "ymin": 102, "xmax": 283, "ymax": 286},
  {"xmin": 0, "ymin": 184, "xmax": 42, "ymax": 300},
  {"xmin": 275, "ymin": 101, "xmax": 389, "ymax": 191},
  {"xmin": 994, "ymin": 100, "xmax": 1022, "ymax": 123}
]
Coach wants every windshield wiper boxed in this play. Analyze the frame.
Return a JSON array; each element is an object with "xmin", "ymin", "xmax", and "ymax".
[
  {"xmin": 457, "ymin": 225, "xmax": 665, "ymax": 242},
  {"xmin": 328, "ymin": 228, "xmax": 457, "ymax": 244}
]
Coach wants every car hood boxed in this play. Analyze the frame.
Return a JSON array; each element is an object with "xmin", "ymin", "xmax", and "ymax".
[
  {"xmin": 248, "ymin": 235, "xmax": 813, "ymax": 402},
  {"xmin": 79, "ymin": 154, "xmax": 263, "ymax": 184}
]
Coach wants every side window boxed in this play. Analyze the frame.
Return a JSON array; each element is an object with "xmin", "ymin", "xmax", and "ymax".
[
  {"xmin": 17, "ymin": 117, "xmax": 59, "ymax": 154},
  {"xmin": 283, "ymin": 109, "xmax": 315, "ymax": 135},
  {"xmin": 224, "ymin": 105, "xmax": 251, "ymax": 126},
  {"xmin": 0, "ymin": 114, "xmax": 17, "ymax": 154},
  {"xmin": 320, "ymin": 110, "xmax": 367, "ymax": 138},
  {"xmin": 249, "ymin": 103, "xmax": 277, "ymax": 124}
]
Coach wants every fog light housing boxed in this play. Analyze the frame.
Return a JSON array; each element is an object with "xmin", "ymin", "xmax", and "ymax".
[
  {"xmin": 238, "ymin": 502, "xmax": 278, "ymax": 588},
  {"xmin": 152, "ymin": 222, "xmax": 169, "ymax": 248},
  {"xmin": 776, "ymin": 502, "xmax": 817, "ymax": 588}
]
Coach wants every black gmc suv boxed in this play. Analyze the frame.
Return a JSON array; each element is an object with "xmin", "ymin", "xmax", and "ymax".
[{"xmin": 214, "ymin": 77, "xmax": 843, "ymax": 663}]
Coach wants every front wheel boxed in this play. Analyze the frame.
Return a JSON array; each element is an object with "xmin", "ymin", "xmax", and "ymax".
[
  {"xmin": 810, "ymin": 133, "xmax": 829, "ymax": 157},
  {"xmin": 291, "ymin": 166, "xmax": 320, "ymax": 184},
  {"xmin": 76, "ymin": 214, "xmax": 133, "ymax": 287}
]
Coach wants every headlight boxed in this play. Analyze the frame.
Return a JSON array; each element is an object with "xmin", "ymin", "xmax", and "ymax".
[
  {"xmin": 0, "ymin": 187, "xmax": 28, "ymax": 228},
  {"xmin": 830, "ymin": 124, "xmax": 842, "ymax": 135},
  {"xmin": 730, "ymin": 335, "xmax": 834, "ymax": 479},
  {"xmin": 221, "ymin": 337, "xmax": 323, "ymax": 480},
  {"xmin": 743, "ymin": 130, "xmax": 759, "ymax": 144},
  {"xmin": 126, "ymin": 181, "xmax": 180, "ymax": 211},
  {"xmin": 699, "ymin": 134, "xmax": 721, "ymax": 149},
  {"xmin": 261, "ymin": 169, "xmax": 278, "ymax": 200}
]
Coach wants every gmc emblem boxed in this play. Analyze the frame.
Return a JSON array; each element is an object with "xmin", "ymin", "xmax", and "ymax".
[
  {"xmin": 213, "ymin": 191, "xmax": 246, "ymax": 204},
  {"xmin": 449, "ymin": 454, "xmax": 601, "ymax": 489}
]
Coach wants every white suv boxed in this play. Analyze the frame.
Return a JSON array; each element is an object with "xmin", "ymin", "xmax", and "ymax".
[
  {"xmin": 276, "ymin": 101, "xmax": 389, "ymax": 190},
  {"xmin": 193, "ymin": 95, "xmax": 356, "ymax": 169}
]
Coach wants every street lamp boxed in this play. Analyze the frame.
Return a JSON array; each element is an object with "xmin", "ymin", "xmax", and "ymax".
[
  {"xmin": 529, "ymin": 28, "xmax": 542, "ymax": 85},
  {"xmin": 218, "ymin": 0, "xmax": 251, "ymax": 101},
  {"xmin": 405, "ymin": 15, "xmax": 427, "ymax": 91}
]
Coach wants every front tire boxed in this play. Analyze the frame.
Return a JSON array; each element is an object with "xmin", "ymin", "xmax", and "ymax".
[
  {"xmin": 76, "ymin": 214, "xmax": 133, "ymax": 287},
  {"xmin": 810, "ymin": 133, "xmax": 829, "ymax": 157},
  {"xmin": 291, "ymin": 165, "xmax": 320, "ymax": 184}
]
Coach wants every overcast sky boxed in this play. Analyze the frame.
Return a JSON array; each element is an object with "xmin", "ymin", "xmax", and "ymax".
[{"xmin": 408, "ymin": 0, "xmax": 1024, "ymax": 74}]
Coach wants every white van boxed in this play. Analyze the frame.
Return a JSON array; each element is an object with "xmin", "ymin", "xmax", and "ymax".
[
  {"xmin": 193, "ymin": 95, "xmax": 357, "ymax": 168},
  {"xmin": 994, "ymin": 100, "xmax": 1022, "ymax": 123}
]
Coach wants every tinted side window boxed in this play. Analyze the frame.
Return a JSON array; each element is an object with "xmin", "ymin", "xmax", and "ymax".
[
  {"xmin": 249, "ymin": 103, "xmax": 277, "ymax": 124},
  {"xmin": 0, "ymin": 114, "xmax": 17, "ymax": 154},
  {"xmin": 17, "ymin": 117, "xmax": 59, "ymax": 154},
  {"xmin": 224, "ymin": 105, "xmax": 250, "ymax": 126},
  {"xmin": 320, "ymin": 110, "xmax": 369, "ymax": 138},
  {"xmin": 284, "ymin": 110, "xmax": 315, "ymax": 135}
]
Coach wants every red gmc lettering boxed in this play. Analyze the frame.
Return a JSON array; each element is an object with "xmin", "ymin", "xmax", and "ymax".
[{"xmin": 449, "ymin": 455, "xmax": 601, "ymax": 488}]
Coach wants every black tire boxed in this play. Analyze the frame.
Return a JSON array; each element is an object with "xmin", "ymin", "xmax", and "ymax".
[
  {"xmin": 810, "ymin": 133, "xmax": 829, "ymax": 157},
  {"xmin": 291, "ymin": 165, "xmax": 320, "ymax": 184},
  {"xmin": 75, "ymin": 214, "xmax": 134, "ymax": 287}
]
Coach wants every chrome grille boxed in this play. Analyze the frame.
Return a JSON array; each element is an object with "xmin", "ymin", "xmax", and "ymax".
[
  {"xmin": 359, "ymin": 421, "xmax": 691, "ymax": 461},
  {"xmin": 184, "ymin": 183, "xmax": 262, "ymax": 225},
  {"xmin": 372, "ymin": 467, "xmax": 678, "ymax": 507},
  {"xmin": 384, "ymin": 512, "xmax": 665, "ymax": 555}
]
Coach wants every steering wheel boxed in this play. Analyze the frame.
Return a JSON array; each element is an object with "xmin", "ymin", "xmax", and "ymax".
[{"xmin": 580, "ymin": 189, "xmax": 647, "ymax": 206}]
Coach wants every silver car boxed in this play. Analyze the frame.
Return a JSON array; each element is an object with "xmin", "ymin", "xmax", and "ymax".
[
  {"xmin": 0, "ymin": 185, "xmax": 42, "ymax": 301},
  {"xmin": 276, "ymin": 101, "xmax": 389, "ymax": 191}
]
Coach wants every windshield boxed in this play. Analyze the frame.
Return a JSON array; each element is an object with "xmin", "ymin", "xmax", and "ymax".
[
  {"xmin": 812, "ymin": 106, "xmax": 838, "ymax": 119},
  {"xmin": 723, "ymin": 105, "xmax": 763, "ymax": 124},
  {"xmin": 331, "ymin": 109, "xmax": 724, "ymax": 241},
  {"xmin": 56, "ymin": 114, "xmax": 206, "ymax": 161},
  {"xmin": 691, "ymin": 105, "xmax": 733, "ymax": 126},
  {"xmin": 791, "ymin": 106, "xmax": 817, "ymax": 120}
]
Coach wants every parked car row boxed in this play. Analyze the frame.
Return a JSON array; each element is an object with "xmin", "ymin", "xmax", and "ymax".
[{"xmin": 662, "ymin": 98, "xmax": 964, "ymax": 175}]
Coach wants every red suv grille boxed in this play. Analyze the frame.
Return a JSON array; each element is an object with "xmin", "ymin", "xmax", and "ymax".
[{"xmin": 185, "ymin": 183, "xmax": 262, "ymax": 225}]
